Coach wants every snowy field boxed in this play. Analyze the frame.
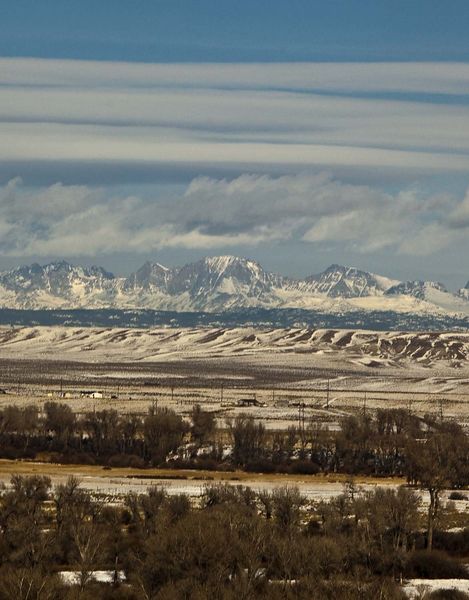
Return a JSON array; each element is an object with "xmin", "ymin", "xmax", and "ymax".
[
  {"xmin": 0, "ymin": 459, "xmax": 403, "ymax": 501},
  {"xmin": 403, "ymin": 579, "xmax": 469, "ymax": 598},
  {"xmin": 0, "ymin": 325, "xmax": 469, "ymax": 426}
]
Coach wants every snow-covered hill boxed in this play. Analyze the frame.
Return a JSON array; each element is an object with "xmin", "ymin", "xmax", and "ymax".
[
  {"xmin": 0, "ymin": 256, "xmax": 468, "ymax": 318},
  {"xmin": 1, "ymin": 325, "xmax": 468, "ymax": 366}
]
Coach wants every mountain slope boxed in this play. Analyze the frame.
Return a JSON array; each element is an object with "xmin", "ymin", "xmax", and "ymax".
[
  {"xmin": 385, "ymin": 280, "xmax": 469, "ymax": 315},
  {"xmin": 0, "ymin": 261, "xmax": 117, "ymax": 309},
  {"xmin": 165, "ymin": 256, "xmax": 284, "ymax": 310},
  {"xmin": 0, "ymin": 257, "xmax": 467, "ymax": 318},
  {"xmin": 299, "ymin": 264, "xmax": 398, "ymax": 298}
]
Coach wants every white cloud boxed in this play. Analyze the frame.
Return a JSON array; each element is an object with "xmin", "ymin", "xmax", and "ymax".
[
  {"xmin": 1, "ymin": 58, "xmax": 469, "ymax": 175},
  {"xmin": 2, "ymin": 58, "xmax": 469, "ymax": 95},
  {"xmin": 1, "ymin": 58, "xmax": 468, "ymax": 263},
  {"xmin": 0, "ymin": 174, "xmax": 466, "ymax": 258}
]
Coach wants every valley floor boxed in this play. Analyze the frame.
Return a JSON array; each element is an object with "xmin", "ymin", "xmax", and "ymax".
[{"xmin": 0, "ymin": 324, "xmax": 469, "ymax": 426}]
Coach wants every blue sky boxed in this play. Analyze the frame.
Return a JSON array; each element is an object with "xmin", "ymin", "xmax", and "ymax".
[
  {"xmin": 2, "ymin": 0, "xmax": 469, "ymax": 62},
  {"xmin": 1, "ymin": 1, "xmax": 469, "ymax": 287}
]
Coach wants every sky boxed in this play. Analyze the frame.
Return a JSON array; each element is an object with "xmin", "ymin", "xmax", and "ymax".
[{"xmin": 1, "ymin": 0, "xmax": 469, "ymax": 288}]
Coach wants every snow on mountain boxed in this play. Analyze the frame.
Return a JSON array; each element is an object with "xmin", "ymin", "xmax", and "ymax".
[
  {"xmin": 0, "ymin": 261, "xmax": 118, "ymax": 309},
  {"xmin": 385, "ymin": 280, "xmax": 447, "ymax": 300},
  {"xmin": 165, "ymin": 255, "xmax": 284, "ymax": 310},
  {"xmin": 123, "ymin": 261, "xmax": 173, "ymax": 292},
  {"xmin": 384, "ymin": 281, "xmax": 469, "ymax": 316},
  {"xmin": 0, "ymin": 257, "xmax": 467, "ymax": 318},
  {"xmin": 299, "ymin": 264, "xmax": 398, "ymax": 298}
]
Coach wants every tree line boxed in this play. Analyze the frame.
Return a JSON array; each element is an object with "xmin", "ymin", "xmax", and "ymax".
[
  {"xmin": 1, "ymin": 474, "xmax": 469, "ymax": 599},
  {"xmin": 1, "ymin": 403, "xmax": 468, "ymax": 480},
  {"xmin": 2, "ymin": 402, "xmax": 469, "ymax": 554}
]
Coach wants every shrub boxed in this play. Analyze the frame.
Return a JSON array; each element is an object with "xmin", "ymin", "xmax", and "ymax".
[
  {"xmin": 433, "ymin": 529, "xmax": 469, "ymax": 555},
  {"xmin": 427, "ymin": 591, "xmax": 469, "ymax": 600},
  {"xmin": 245, "ymin": 459, "xmax": 277, "ymax": 473},
  {"xmin": 289, "ymin": 460, "xmax": 321, "ymax": 475},
  {"xmin": 449, "ymin": 491, "xmax": 468, "ymax": 501},
  {"xmin": 404, "ymin": 550, "xmax": 468, "ymax": 579},
  {"xmin": 59, "ymin": 451, "xmax": 96, "ymax": 465},
  {"xmin": 128, "ymin": 454, "xmax": 145, "ymax": 469}
]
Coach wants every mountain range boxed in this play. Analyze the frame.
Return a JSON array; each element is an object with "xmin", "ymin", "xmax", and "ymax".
[{"xmin": 1, "ymin": 256, "xmax": 469, "ymax": 319}]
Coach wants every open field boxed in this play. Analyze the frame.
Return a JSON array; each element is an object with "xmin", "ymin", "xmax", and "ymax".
[
  {"xmin": 2, "ymin": 460, "xmax": 468, "ymax": 515},
  {"xmin": 0, "ymin": 325, "xmax": 469, "ymax": 428},
  {"xmin": 0, "ymin": 459, "xmax": 406, "ymax": 499}
]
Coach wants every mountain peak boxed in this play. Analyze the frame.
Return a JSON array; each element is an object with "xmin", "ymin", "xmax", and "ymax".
[
  {"xmin": 0, "ymin": 256, "xmax": 467, "ymax": 317},
  {"xmin": 324, "ymin": 263, "xmax": 354, "ymax": 272},
  {"xmin": 202, "ymin": 255, "xmax": 259, "ymax": 271},
  {"xmin": 124, "ymin": 260, "xmax": 172, "ymax": 291},
  {"xmin": 304, "ymin": 264, "xmax": 395, "ymax": 298},
  {"xmin": 386, "ymin": 280, "xmax": 448, "ymax": 300}
]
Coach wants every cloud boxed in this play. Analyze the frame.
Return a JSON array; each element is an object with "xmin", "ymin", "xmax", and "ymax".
[
  {"xmin": 0, "ymin": 173, "xmax": 466, "ymax": 258},
  {"xmin": 2, "ymin": 58, "xmax": 469, "ymax": 96},
  {"xmin": 446, "ymin": 188, "xmax": 469, "ymax": 229},
  {"xmin": 1, "ymin": 58, "xmax": 469, "ymax": 179}
]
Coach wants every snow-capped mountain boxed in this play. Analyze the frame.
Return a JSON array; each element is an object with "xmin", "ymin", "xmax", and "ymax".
[
  {"xmin": 299, "ymin": 264, "xmax": 398, "ymax": 298},
  {"xmin": 0, "ymin": 256, "xmax": 468, "ymax": 318},
  {"xmin": 123, "ymin": 261, "xmax": 173, "ymax": 292},
  {"xmin": 384, "ymin": 280, "xmax": 469, "ymax": 315},
  {"xmin": 0, "ymin": 261, "xmax": 116, "ymax": 309},
  {"xmin": 164, "ymin": 256, "xmax": 284, "ymax": 310},
  {"xmin": 385, "ymin": 280, "xmax": 447, "ymax": 300}
]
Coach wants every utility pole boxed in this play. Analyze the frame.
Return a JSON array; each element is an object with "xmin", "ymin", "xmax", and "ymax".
[{"xmin": 171, "ymin": 386, "xmax": 174, "ymax": 404}]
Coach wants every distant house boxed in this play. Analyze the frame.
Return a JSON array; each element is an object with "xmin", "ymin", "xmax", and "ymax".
[
  {"xmin": 89, "ymin": 391, "xmax": 103, "ymax": 399},
  {"xmin": 237, "ymin": 398, "xmax": 257, "ymax": 407},
  {"xmin": 237, "ymin": 397, "xmax": 265, "ymax": 407}
]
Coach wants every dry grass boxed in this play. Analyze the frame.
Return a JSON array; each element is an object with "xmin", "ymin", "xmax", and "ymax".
[{"xmin": 0, "ymin": 458, "xmax": 405, "ymax": 486}]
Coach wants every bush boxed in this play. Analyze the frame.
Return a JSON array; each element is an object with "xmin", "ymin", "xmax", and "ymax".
[
  {"xmin": 59, "ymin": 451, "xmax": 96, "ymax": 465},
  {"xmin": 245, "ymin": 459, "xmax": 277, "ymax": 473},
  {"xmin": 128, "ymin": 454, "xmax": 145, "ymax": 469},
  {"xmin": 449, "ymin": 491, "xmax": 468, "ymax": 501},
  {"xmin": 0, "ymin": 445, "xmax": 26, "ymax": 460},
  {"xmin": 107, "ymin": 453, "xmax": 145, "ymax": 468},
  {"xmin": 404, "ymin": 550, "xmax": 468, "ymax": 579},
  {"xmin": 427, "ymin": 591, "xmax": 469, "ymax": 600},
  {"xmin": 433, "ymin": 529, "xmax": 469, "ymax": 555},
  {"xmin": 107, "ymin": 454, "xmax": 127, "ymax": 467},
  {"xmin": 289, "ymin": 460, "xmax": 321, "ymax": 475}
]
